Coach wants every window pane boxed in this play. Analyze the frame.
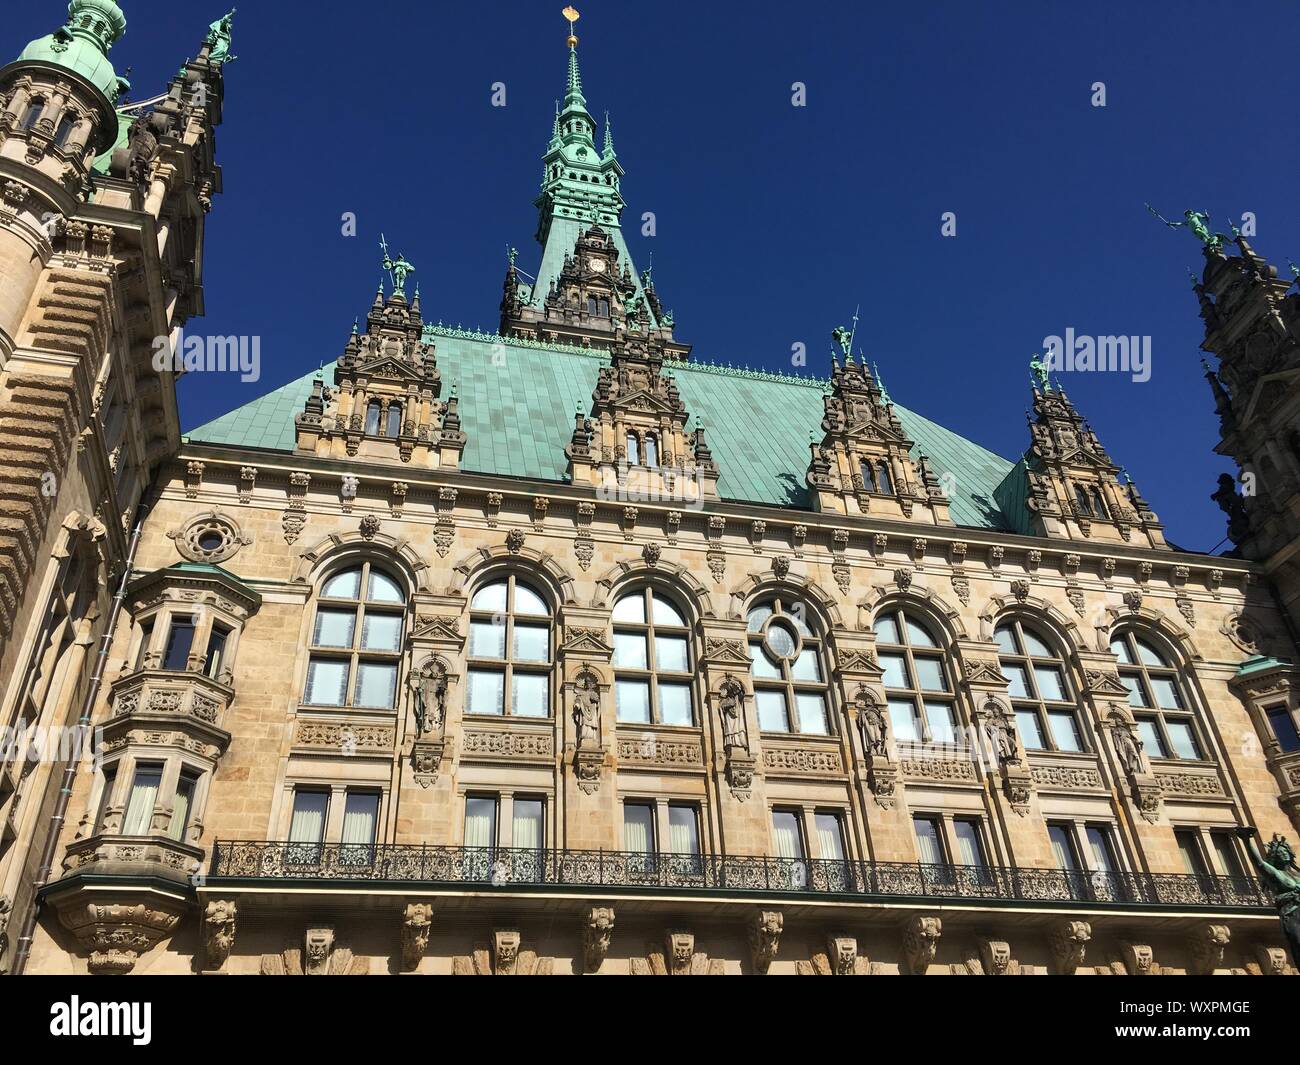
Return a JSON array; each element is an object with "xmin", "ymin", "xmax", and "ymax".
[
  {"xmin": 914, "ymin": 656, "xmax": 948, "ymax": 692},
  {"xmin": 1049, "ymin": 825, "xmax": 1078, "ymax": 870},
  {"xmin": 1136, "ymin": 716, "xmax": 1168, "ymax": 758},
  {"xmin": 772, "ymin": 811, "xmax": 804, "ymax": 859},
  {"xmin": 341, "ymin": 792, "xmax": 379, "ymax": 858},
  {"xmin": 1001, "ymin": 663, "xmax": 1030, "ymax": 699},
  {"xmin": 1015, "ymin": 709, "xmax": 1045, "ymax": 749},
  {"xmin": 1033, "ymin": 666, "xmax": 1066, "ymax": 702},
  {"xmin": 513, "ymin": 583, "xmax": 549, "ymax": 616},
  {"xmin": 1150, "ymin": 676, "xmax": 1182, "ymax": 710},
  {"xmin": 322, "ymin": 568, "xmax": 361, "ymax": 599},
  {"xmin": 305, "ymin": 658, "xmax": 349, "ymax": 705},
  {"xmin": 913, "ymin": 817, "xmax": 944, "ymax": 864},
  {"xmin": 367, "ymin": 570, "xmax": 403, "ymax": 603},
  {"xmin": 651, "ymin": 595, "xmax": 686, "ymax": 627},
  {"xmin": 815, "ymin": 813, "xmax": 845, "ymax": 860},
  {"xmin": 904, "ymin": 617, "xmax": 938, "ymax": 647},
  {"xmin": 954, "ymin": 820, "xmax": 985, "ymax": 866},
  {"xmin": 888, "ymin": 699, "xmax": 919, "ymax": 742},
  {"xmin": 1211, "ymin": 833, "xmax": 1245, "ymax": 878},
  {"xmin": 747, "ymin": 605, "xmax": 772, "ymax": 633},
  {"xmin": 464, "ymin": 797, "xmax": 497, "ymax": 849},
  {"xmin": 616, "ymin": 679, "xmax": 651, "ymax": 723},
  {"xmin": 790, "ymin": 649, "xmax": 821, "ymax": 682},
  {"xmin": 614, "ymin": 632, "xmax": 648, "ymax": 669},
  {"xmin": 513, "ymin": 799, "xmax": 544, "ymax": 849},
  {"xmin": 123, "ymin": 767, "xmax": 162, "ymax": 835},
  {"xmin": 613, "ymin": 594, "xmax": 645, "ymax": 623},
  {"xmin": 470, "ymin": 620, "xmax": 506, "ymax": 658},
  {"xmin": 466, "ymin": 670, "xmax": 505, "ymax": 715},
  {"xmin": 171, "ymin": 775, "xmax": 196, "ymax": 841},
  {"xmin": 361, "ymin": 612, "xmax": 402, "ymax": 651},
  {"xmin": 878, "ymin": 653, "xmax": 910, "ymax": 689},
  {"xmin": 204, "ymin": 627, "xmax": 229, "ymax": 679},
  {"xmin": 513, "ymin": 623, "xmax": 550, "ymax": 663},
  {"xmin": 471, "ymin": 581, "xmax": 507, "ymax": 613},
  {"xmin": 749, "ymin": 643, "xmax": 782, "ymax": 680},
  {"xmin": 1121, "ymin": 674, "xmax": 1149, "ymax": 708},
  {"xmin": 787, "ymin": 606, "xmax": 813, "ymax": 637},
  {"xmin": 795, "ymin": 693, "xmax": 829, "ymax": 735},
  {"xmin": 511, "ymin": 673, "xmax": 549, "ymax": 717},
  {"xmin": 1268, "ymin": 708, "xmax": 1300, "ymax": 753},
  {"xmin": 1086, "ymin": 826, "xmax": 1117, "ymax": 872},
  {"xmin": 993, "ymin": 626, "xmax": 1018, "ymax": 654},
  {"xmin": 873, "ymin": 614, "xmax": 900, "ymax": 644},
  {"xmin": 654, "ymin": 635, "xmax": 689, "ymax": 673},
  {"xmin": 624, "ymin": 803, "xmax": 655, "ymax": 853},
  {"xmin": 756, "ymin": 690, "xmax": 790, "ymax": 732},
  {"xmin": 313, "ymin": 608, "xmax": 355, "ymax": 648},
  {"xmin": 1165, "ymin": 720, "xmax": 1201, "ymax": 760},
  {"xmin": 1135, "ymin": 639, "xmax": 1166, "ymax": 667},
  {"xmin": 1109, "ymin": 637, "xmax": 1133, "ymax": 665},
  {"xmin": 1047, "ymin": 710, "xmax": 1084, "ymax": 753},
  {"xmin": 766, "ymin": 621, "xmax": 797, "ymax": 659},
  {"xmin": 658, "ymin": 683, "xmax": 693, "ymax": 726},
  {"xmin": 162, "ymin": 617, "xmax": 196, "ymax": 671},
  {"xmin": 669, "ymin": 806, "xmax": 699, "ymax": 854},
  {"xmin": 924, "ymin": 701, "xmax": 957, "ymax": 744},
  {"xmin": 1021, "ymin": 628, "xmax": 1053, "ymax": 658},
  {"xmin": 289, "ymin": 790, "xmax": 328, "ymax": 843},
  {"xmin": 1176, "ymin": 830, "xmax": 1210, "ymax": 876},
  {"xmin": 354, "ymin": 662, "xmax": 398, "ymax": 708}
]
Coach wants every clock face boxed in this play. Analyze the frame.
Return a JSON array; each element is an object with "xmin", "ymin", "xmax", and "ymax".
[{"xmin": 589, "ymin": 258, "xmax": 607, "ymax": 273}]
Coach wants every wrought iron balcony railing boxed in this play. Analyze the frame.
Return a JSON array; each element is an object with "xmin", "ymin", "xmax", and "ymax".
[{"xmin": 207, "ymin": 841, "xmax": 1270, "ymax": 911}]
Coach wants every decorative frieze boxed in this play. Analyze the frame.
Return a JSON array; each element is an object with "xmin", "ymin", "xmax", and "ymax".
[
  {"xmin": 900, "ymin": 754, "xmax": 978, "ymax": 782},
  {"xmin": 616, "ymin": 736, "xmax": 704, "ymax": 766},
  {"xmin": 462, "ymin": 730, "xmax": 554, "ymax": 760},
  {"xmin": 294, "ymin": 722, "xmax": 395, "ymax": 752},
  {"xmin": 1029, "ymin": 763, "xmax": 1104, "ymax": 790},
  {"xmin": 761, "ymin": 746, "xmax": 843, "ymax": 775}
]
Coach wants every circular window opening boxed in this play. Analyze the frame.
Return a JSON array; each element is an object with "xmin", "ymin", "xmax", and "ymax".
[
  {"xmin": 764, "ymin": 619, "xmax": 800, "ymax": 661},
  {"xmin": 197, "ymin": 531, "xmax": 225, "ymax": 552}
]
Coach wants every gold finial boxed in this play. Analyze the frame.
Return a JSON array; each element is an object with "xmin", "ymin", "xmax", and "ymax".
[{"xmin": 563, "ymin": 5, "xmax": 580, "ymax": 48}]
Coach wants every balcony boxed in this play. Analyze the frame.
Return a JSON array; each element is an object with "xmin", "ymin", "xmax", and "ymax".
[{"xmin": 207, "ymin": 842, "xmax": 1270, "ymax": 912}]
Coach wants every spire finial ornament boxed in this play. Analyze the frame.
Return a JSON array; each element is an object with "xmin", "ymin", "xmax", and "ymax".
[
  {"xmin": 873, "ymin": 362, "xmax": 892, "ymax": 406},
  {"xmin": 1290, "ymin": 261, "xmax": 1300, "ymax": 283},
  {"xmin": 563, "ymin": 5, "xmax": 580, "ymax": 49},
  {"xmin": 379, "ymin": 233, "xmax": 415, "ymax": 297}
]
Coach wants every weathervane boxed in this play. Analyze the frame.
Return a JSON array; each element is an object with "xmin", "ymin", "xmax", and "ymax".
[{"xmin": 563, "ymin": 5, "xmax": 580, "ymax": 47}]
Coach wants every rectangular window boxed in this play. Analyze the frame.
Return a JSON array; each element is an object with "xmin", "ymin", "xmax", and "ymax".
[
  {"xmin": 512, "ymin": 798, "xmax": 545, "ymax": 850},
  {"xmin": 1046, "ymin": 710, "xmax": 1084, "ymax": 753},
  {"xmin": 668, "ymin": 805, "xmax": 700, "ymax": 855},
  {"xmin": 772, "ymin": 810, "xmax": 805, "ymax": 860},
  {"xmin": 1164, "ymin": 720, "xmax": 1202, "ymax": 760},
  {"xmin": 888, "ymin": 699, "xmax": 920, "ymax": 743},
  {"xmin": 1267, "ymin": 708, "xmax": 1300, "ymax": 753},
  {"xmin": 204, "ymin": 625, "xmax": 231, "ymax": 680},
  {"xmin": 913, "ymin": 816, "xmax": 945, "ymax": 865},
  {"xmin": 466, "ymin": 669, "xmax": 505, "ymax": 715},
  {"xmin": 613, "ymin": 633, "xmax": 648, "ymax": 668},
  {"xmin": 134, "ymin": 619, "xmax": 154, "ymax": 670},
  {"xmin": 1085, "ymin": 825, "xmax": 1118, "ymax": 872},
  {"xmin": 464, "ymin": 796, "xmax": 498, "ymax": 850},
  {"xmin": 313, "ymin": 608, "xmax": 356, "ymax": 648},
  {"xmin": 288, "ymin": 789, "xmax": 328, "ymax": 863},
  {"xmin": 304, "ymin": 658, "xmax": 349, "ymax": 706},
  {"xmin": 94, "ymin": 764, "xmax": 117, "ymax": 833},
  {"xmin": 469, "ymin": 620, "xmax": 506, "ymax": 658},
  {"xmin": 755, "ymin": 690, "xmax": 789, "ymax": 732},
  {"xmin": 1175, "ymin": 828, "xmax": 1211, "ymax": 877},
  {"xmin": 654, "ymin": 636, "xmax": 689, "ymax": 672},
  {"xmin": 623, "ymin": 802, "xmax": 656, "ymax": 855},
  {"xmin": 953, "ymin": 819, "xmax": 986, "ymax": 866},
  {"xmin": 361, "ymin": 613, "xmax": 403, "ymax": 652},
  {"xmin": 1135, "ymin": 716, "xmax": 1168, "ymax": 758},
  {"xmin": 924, "ymin": 701, "xmax": 957, "ymax": 744},
  {"xmin": 1033, "ymin": 666, "xmax": 1066, "ymax": 701},
  {"xmin": 161, "ymin": 616, "xmax": 196, "ymax": 671},
  {"xmin": 914, "ymin": 658, "xmax": 948, "ymax": 692},
  {"xmin": 815, "ymin": 812, "xmax": 846, "ymax": 861},
  {"xmin": 878, "ymin": 653, "xmax": 910, "ymax": 689},
  {"xmin": 1015, "ymin": 709, "xmax": 1046, "ymax": 749},
  {"xmin": 616, "ymin": 679, "xmax": 651, "ymax": 723},
  {"xmin": 354, "ymin": 661, "xmax": 398, "ymax": 708},
  {"xmin": 795, "ymin": 693, "xmax": 829, "ymax": 735},
  {"xmin": 1210, "ymin": 831, "xmax": 1246, "ymax": 879},
  {"xmin": 170, "ymin": 771, "xmax": 199, "ymax": 842},
  {"xmin": 658, "ymin": 683, "xmax": 693, "ymax": 726},
  {"xmin": 513, "ymin": 623, "xmax": 550, "ymax": 663},
  {"xmin": 511, "ymin": 673, "xmax": 549, "ymax": 717},
  {"xmin": 1048, "ymin": 824, "xmax": 1080, "ymax": 871},
  {"xmin": 340, "ymin": 791, "xmax": 380, "ymax": 865},
  {"xmin": 122, "ymin": 764, "xmax": 162, "ymax": 835},
  {"xmin": 1001, "ymin": 663, "xmax": 1030, "ymax": 699}
]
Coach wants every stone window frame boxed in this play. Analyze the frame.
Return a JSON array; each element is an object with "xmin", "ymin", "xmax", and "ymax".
[
  {"xmin": 273, "ymin": 779, "xmax": 392, "ymax": 847},
  {"xmin": 89, "ymin": 746, "xmax": 214, "ymax": 846},
  {"xmin": 874, "ymin": 607, "xmax": 961, "ymax": 750},
  {"xmin": 768, "ymin": 803, "xmax": 854, "ymax": 862},
  {"xmin": 130, "ymin": 596, "xmax": 244, "ymax": 686},
  {"xmin": 994, "ymin": 616, "xmax": 1089, "ymax": 755},
  {"xmin": 747, "ymin": 596, "xmax": 834, "ymax": 737},
  {"xmin": 455, "ymin": 788, "xmax": 553, "ymax": 851},
  {"xmin": 464, "ymin": 573, "xmax": 555, "ymax": 721},
  {"xmin": 853, "ymin": 454, "xmax": 895, "ymax": 496},
  {"xmin": 1109, "ymin": 628, "xmax": 1208, "ymax": 763},
  {"xmin": 1046, "ymin": 817, "xmax": 1128, "ymax": 877},
  {"xmin": 620, "ymin": 795, "xmax": 708, "ymax": 874},
  {"xmin": 1170, "ymin": 823, "xmax": 1252, "ymax": 882},
  {"xmin": 910, "ymin": 809, "xmax": 994, "ymax": 870},
  {"xmin": 611, "ymin": 585, "xmax": 698, "ymax": 729}
]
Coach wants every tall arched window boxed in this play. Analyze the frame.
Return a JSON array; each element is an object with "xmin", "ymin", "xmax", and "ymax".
[
  {"xmin": 466, "ymin": 576, "xmax": 551, "ymax": 718},
  {"xmin": 1091, "ymin": 487, "xmax": 1109, "ymax": 519},
  {"xmin": 21, "ymin": 99, "xmax": 45, "ymax": 130},
  {"xmin": 876, "ymin": 460, "xmax": 893, "ymax": 495},
  {"xmin": 613, "ymin": 588, "xmax": 693, "ymax": 725},
  {"xmin": 385, "ymin": 402, "xmax": 402, "ymax": 438},
  {"xmin": 1111, "ymin": 631, "xmax": 1203, "ymax": 760},
  {"xmin": 643, "ymin": 433, "xmax": 659, "ymax": 468},
  {"xmin": 996, "ymin": 619, "xmax": 1083, "ymax": 752},
  {"xmin": 364, "ymin": 400, "xmax": 382, "ymax": 435},
  {"xmin": 625, "ymin": 432, "xmax": 640, "ymax": 466},
  {"xmin": 303, "ymin": 562, "xmax": 405, "ymax": 708},
  {"xmin": 874, "ymin": 609, "xmax": 956, "ymax": 746},
  {"xmin": 748, "ymin": 599, "xmax": 830, "ymax": 734},
  {"xmin": 859, "ymin": 459, "xmax": 877, "ymax": 492}
]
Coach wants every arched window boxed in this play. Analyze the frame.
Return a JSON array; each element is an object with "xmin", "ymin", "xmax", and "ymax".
[
  {"xmin": 625, "ymin": 432, "xmax": 640, "ymax": 466},
  {"xmin": 303, "ymin": 562, "xmax": 405, "ymax": 708},
  {"xmin": 466, "ymin": 576, "xmax": 551, "ymax": 718},
  {"xmin": 1074, "ymin": 484, "xmax": 1091, "ymax": 516},
  {"xmin": 996, "ymin": 619, "xmax": 1083, "ymax": 752},
  {"xmin": 876, "ymin": 460, "xmax": 893, "ymax": 495},
  {"xmin": 643, "ymin": 433, "xmax": 659, "ymax": 468},
  {"xmin": 747, "ymin": 599, "xmax": 830, "ymax": 734},
  {"xmin": 385, "ymin": 402, "xmax": 402, "ymax": 438},
  {"xmin": 613, "ymin": 588, "xmax": 693, "ymax": 725},
  {"xmin": 1091, "ymin": 487, "xmax": 1109, "ymax": 519},
  {"xmin": 21, "ymin": 98, "xmax": 45, "ymax": 130},
  {"xmin": 364, "ymin": 400, "xmax": 382, "ymax": 435},
  {"xmin": 874, "ymin": 609, "xmax": 956, "ymax": 746},
  {"xmin": 859, "ymin": 459, "xmax": 877, "ymax": 492},
  {"xmin": 1111, "ymin": 631, "xmax": 1203, "ymax": 760}
]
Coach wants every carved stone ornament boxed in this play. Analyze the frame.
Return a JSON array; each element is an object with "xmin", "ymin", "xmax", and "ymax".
[
  {"xmin": 748, "ymin": 910, "xmax": 783, "ymax": 974},
  {"xmin": 796, "ymin": 934, "xmax": 876, "ymax": 976},
  {"xmin": 573, "ymin": 669, "xmax": 602, "ymax": 751},
  {"xmin": 574, "ymin": 748, "xmax": 604, "ymax": 795},
  {"xmin": 411, "ymin": 739, "xmax": 445, "ymax": 789},
  {"xmin": 630, "ymin": 931, "xmax": 725, "ymax": 976},
  {"xmin": 902, "ymin": 914, "xmax": 942, "ymax": 975},
  {"xmin": 400, "ymin": 903, "xmax": 434, "ymax": 972},
  {"xmin": 1188, "ymin": 923, "xmax": 1230, "ymax": 976},
  {"xmin": 260, "ymin": 926, "xmax": 368, "ymax": 976},
  {"xmin": 642, "ymin": 542, "xmax": 662, "ymax": 568},
  {"xmin": 772, "ymin": 556, "xmax": 791, "ymax": 580},
  {"xmin": 854, "ymin": 685, "xmax": 888, "ymax": 757},
  {"xmin": 202, "ymin": 900, "xmax": 237, "ymax": 971},
  {"xmin": 408, "ymin": 655, "xmax": 449, "ymax": 736},
  {"xmin": 584, "ymin": 906, "xmax": 616, "ymax": 973},
  {"xmin": 359, "ymin": 514, "xmax": 381, "ymax": 540},
  {"xmin": 1049, "ymin": 920, "xmax": 1091, "ymax": 975},
  {"xmin": 57, "ymin": 901, "xmax": 185, "ymax": 975},
  {"xmin": 453, "ymin": 929, "xmax": 554, "ymax": 975},
  {"xmin": 1120, "ymin": 941, "xmax": 1158, "ymax": 976},
  {"xmin": 717, "ymin": 674, "xmax": 749, "ymax": 753},
  {"xmin": 167, "ymin": 511, "xmax": 251, "ymax": 564}
]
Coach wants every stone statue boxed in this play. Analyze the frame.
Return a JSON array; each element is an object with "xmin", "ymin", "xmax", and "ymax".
[
  {"xmin": 982, "ymin": 699, "xmax": 1018, "ymax": 765},
  {"xmin": 1029, "ymin": 351, "xmax": 1050, "ymax": 392},
  {"xmin": 856, "ymin": 689, "xmax": 887, "ymax": 756},
  {"xmin": 507, "ymin": 246, "xmax": 518, "ymax": 268},
  {"xmin": 718, "ymin": 677, "xmax": 748, "ymax": 752},
  {"xmin": 832, "ymin": 326, "xmax": 853, "ymax": 361},
  {"xmin": 1110, "ymin": 709, "xmax": 1145, "ymax": 779},
  {"xmin": 573, "ymin": 671, "xmax": 600, "ymax": 749},
  {"xmin": 1238, "ymin": 828, "xmax": 1300, "ymax": 967},
  {"xmin": 1211, "ymin": 473, "xmax": 1250, "ymax": 544},
  {"xmin": 380, "ymin": 234, "xmax": 415, "ymax": 295},
  {"xmin": 205, "ymin": 9, "xmax": 237, "ymax": 64},
  {"xmin": 1145, "ymin": 204, "xmax": 1224, "ymax": 252},
  {"xmin": 408, "ymin": 658, "xmax": 448, "ymax": 735}
]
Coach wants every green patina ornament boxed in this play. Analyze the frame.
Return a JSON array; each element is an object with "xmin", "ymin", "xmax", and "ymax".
[
  {"xmin": 1145, "ymin": 203, "xmax": 1225, "ymax": 252},
  {"xmin": 1289, "ymin": 261, "xmax": 1299, "ymax": 282},
  {"xmin": 831, "ymin": 326, "xmax": 853, "ymax": 362},
  {"xmin": 1239, "ymin": 828, "xmax": 1300, "ymax": 968},
  {"xmin": 205, "ymin": 9, "xmax": 237, "ymax": 64},
  {"xmin": 379, "ymin": 234, "xmax": 415, "ymax": 296},
  {"xmin": 1029, "ymin": 351, "xmax": 1051, "ymax": 392},
  {"xmin": 507, "ymin": 246, "xmax": 518, "ymax": 268}
]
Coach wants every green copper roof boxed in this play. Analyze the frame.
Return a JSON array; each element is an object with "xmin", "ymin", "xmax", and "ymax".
[
  {"xmin": 1235, "ymin": 655, "xmax": 1293, "ymax": 677},
  {"xmin": 187, "ymin": 328, "xmax": 1022, "ymax": 530},
  {"xmin": 17, "ymin": 0, "xmax": 127, "ymax": 103}
]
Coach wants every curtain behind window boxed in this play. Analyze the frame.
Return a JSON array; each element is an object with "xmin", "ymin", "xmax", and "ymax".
[{"xmin": 122, "ymin": 767, "xmax": 161, "ymax": 835}]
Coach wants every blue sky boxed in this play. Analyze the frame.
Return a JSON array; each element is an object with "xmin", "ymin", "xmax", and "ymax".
[{"xmin": 9, "ymin": 0, "xmax": 1297, "ymax": 553}]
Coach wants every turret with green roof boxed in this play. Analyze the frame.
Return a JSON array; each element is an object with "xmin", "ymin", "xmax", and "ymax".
[{"xmin": 15, "ymin": 0, "xmax": 130, "ymax": 104}]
